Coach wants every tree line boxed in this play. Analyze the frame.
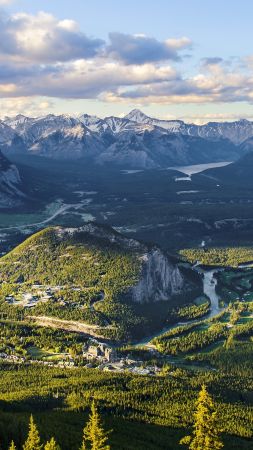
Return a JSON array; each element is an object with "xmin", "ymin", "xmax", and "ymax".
[
  {"xmin": 3, "ymin": 386, "xmax": 223, "ymax": 450},
  {"xmin": 6, "ymin": 402, "xmax": 110, "ymax": 450}
]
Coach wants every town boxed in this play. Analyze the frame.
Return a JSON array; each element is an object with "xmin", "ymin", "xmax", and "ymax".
[
  {"xmin": 82, "ymin": 338, "xmax": 162, "ymax": 375},
  {"xmin": 0, "ymin": 335, "xmax": 163, "ymax": 376}
]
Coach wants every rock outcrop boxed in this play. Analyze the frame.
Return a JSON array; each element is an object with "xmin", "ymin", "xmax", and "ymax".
[
  {"xmin": 56, "ymin": 223, "xmax": 187, "ymax": 303},
  {"xmin": 0, "ymin": 150, "xmax": 25, "ymax": 208},
  {"xmin": 132, "ymin": 248, "xmax": 184, "ymax": 303}
]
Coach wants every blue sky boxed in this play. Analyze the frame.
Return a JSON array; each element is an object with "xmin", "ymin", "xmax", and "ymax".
[
  {"xmin": 6, "ymin": 0, "xmax": 253, "ymax": 54},
  {"xmin": 1, "ymin": 0, "xmax": 253, "ymax": 122}
]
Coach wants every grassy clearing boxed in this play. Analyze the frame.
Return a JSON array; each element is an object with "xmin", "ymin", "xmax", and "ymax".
[
  {"xmin": 27, "ymin": 346, "xmax": 68, "ymax": 361},
  {"xmin": 180, "ymin": 247, "xmax": 253, "ymax": 267}
]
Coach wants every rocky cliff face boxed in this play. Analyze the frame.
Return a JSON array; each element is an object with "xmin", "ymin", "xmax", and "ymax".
[
  {"xmin": 0, "ymin": 150, "xmax": 25, "ymax": 208},
  {"xmin": 57, "ymin": 223, "xmax": 187, "ymax": 303},
  {"xmin": 132, "ymin": 248, "xmax": 184, "ymax": 303},
  {"xmin": 0, "ymin": 120, "xmax": 26, "ymax": 154},
  {"xmin": 29, "ymin": 123, "xmax": 104, "ymax": 159}
]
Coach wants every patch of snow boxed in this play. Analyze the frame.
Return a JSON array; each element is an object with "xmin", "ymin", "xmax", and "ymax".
[
  {"xmin": 175, "ymin": 176, "xmax": 191, "ymax": 181},
  {"xmin": 121, "ymin": 169, "xmax": 144, "ymax": 174},
  {"xmin": 177, "ymin": 190, "xmax": 200, "ymax": 195},
  {"xmin": 81, "ymin": 213, "xmax": 95, "ymax": 222}
]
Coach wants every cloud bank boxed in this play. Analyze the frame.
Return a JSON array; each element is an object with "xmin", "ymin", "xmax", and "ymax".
[{"xmin": 0, "ymin": 9, "xmax": 252, "ymax": 114}]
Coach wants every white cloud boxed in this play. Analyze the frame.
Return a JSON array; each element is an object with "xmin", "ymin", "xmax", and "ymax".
[
  {"xmin": 179, "ymin": 113, "xmax": 253, "ymax": 124},
  {"xmin": 165, "ymin": 37, "xmax": 192, "ymax": 50},
  {"xmin": 0, "ymin": 11, "xmax": 104, "ymax": 63},
  {"xmin": 3, "ymin": 60, "xmax": 177, "ymax": 99},
  {"xmin": 0, "ymin": 0, "xmax": 13, "ymax": 4},
  {"xmin": 0, "ymin": 97, "xmax": 53, "ymax": 118},
  {"xmin": 57, "ymin": 19, "xmax": 79, "ymax": 32},
  {"xmin": 103, "ymin": 58, "xmax": 253, "ymax": 105},
  {"xmin": 0, "ymin": 9, "xmax": 252, "ymax": 112},
  {"xmin": 106, "ymin": 32, "xmax": 191, "ymax": 64},
  {"xmin": 0, "ymin": 83, "xmax": 16, "ymax": 94}
]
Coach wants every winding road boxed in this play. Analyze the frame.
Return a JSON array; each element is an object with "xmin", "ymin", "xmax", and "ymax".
[{"xmin": 0, "ymin": 201, "xmax": 86, "ymax": 232}]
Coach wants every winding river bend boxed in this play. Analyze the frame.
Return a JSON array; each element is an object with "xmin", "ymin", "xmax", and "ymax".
[
  {"xmin": 136, "ymin": 268, "xmax": 222, "ymax": 347},
  {"xmin": 202, "ymin": 269, "xmax": 222, "ymax": 318}
]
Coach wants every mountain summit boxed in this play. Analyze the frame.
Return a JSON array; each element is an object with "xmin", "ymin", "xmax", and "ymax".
[
  {"xmin": 1, "ymin": 111, "xmax": 253, "ymax": 167},
  {"xmin": 125, "ymin": 109, "xmax": 150, "ymax": 123}
]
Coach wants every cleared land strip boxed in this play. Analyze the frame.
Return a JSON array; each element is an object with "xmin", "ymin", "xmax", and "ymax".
[{"xmin": 28, "ymin": 315, "xmax": 112, "ymax": 338}]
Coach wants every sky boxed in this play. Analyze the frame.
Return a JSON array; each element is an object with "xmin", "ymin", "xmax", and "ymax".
[{"xmin": 0, "ymin": 0, "xmax": 253, "ymax": 122}]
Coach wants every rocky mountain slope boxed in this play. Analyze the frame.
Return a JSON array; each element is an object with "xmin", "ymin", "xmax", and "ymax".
[
  {"xmin": 125, "ymin": 109, "xmax": 185, "ymax": 133},
  {"xmin": 0, "ymin": 120, "xmax": 26, "ymax": 154},
  {"xmin": 1, "ymin": 110, "xmax": 253, "ymax": 167},
  {"xmin": 0, "ymin": 223, "xmax": 194, "ymax": 338},
  {"xmin": 0, "ymin": 150, "xmax": 25, "ymax": 208},
  {"xmin": 79, "ymin": 113, "xmax": 155, "ymax": 134},
  {"xmin": 238, "ymin": 136, "xmax": 253, "ymax": 154},
  {"xmin": 29, "ymin": 123, "xmax": 105, "ymax": 159},
  {"xmin": 203, "ymin": 148, "xmax": 253, "ymax": 186},
  {"xmin": 125, "ymin": 109, "xmax": 253, "ymax": 145},
  {"xmin": 1, "ymin": 223, "xmax": 186, "ymax": 303},
  {"xmin": 4, "ymin": 114, "xmax": 79, "ymax": 147},
  {"xmin": 80, "ymin": 223, "xmax": 185, "ymax": 302},
  {"xmin": 97, "ymin": 128, "xmax": 239, "ymax": 168}
]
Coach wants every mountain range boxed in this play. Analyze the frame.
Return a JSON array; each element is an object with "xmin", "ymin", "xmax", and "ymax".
[{"xmin": 1, "ymin": 110, "xmax": 253, "ymax": 168}]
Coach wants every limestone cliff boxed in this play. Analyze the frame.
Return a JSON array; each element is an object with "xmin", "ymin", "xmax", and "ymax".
[
  {"xmin": 57, "ymin": 223, "xmax": 187, "ymax": 303},
  {"xmin": 132, "ymin": 248, "xmax": 184, "ymax": 303}
]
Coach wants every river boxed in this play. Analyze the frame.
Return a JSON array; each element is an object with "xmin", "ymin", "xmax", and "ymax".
[
  {"xmin": 202, "ymin": 269, "xmax": 222, "ymax": 318},
  {"xmin": 136, "ymin": 267, "xmax": 222, "ymax": 347},
  {"xmin": 167, "ymin": 161, "xmax": 232, "ymax": 176}
]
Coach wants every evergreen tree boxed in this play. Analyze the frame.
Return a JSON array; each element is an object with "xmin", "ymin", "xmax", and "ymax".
[
  {"xmin": 180, "ymin": 385, "xmax": 223, "ymax": 450},
  {"xmin": 23, "ymin": 415, "xmax": 43, "ymax": 450},
  {"xmin": 80, "ymin": 401, "xmax": 110, "ymax": 450},
  {"xmin": 9, "ymin": 442, "xmax": 17, "ymax": 450},
  {"xmin": 44, "ymin": 437, "xmax": 61, "ymax": 450}
]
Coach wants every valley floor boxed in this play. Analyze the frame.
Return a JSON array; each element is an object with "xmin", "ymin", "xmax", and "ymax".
[{"xmin": 1, "ymin": 159, "xmax": 253, "ymax": 448}]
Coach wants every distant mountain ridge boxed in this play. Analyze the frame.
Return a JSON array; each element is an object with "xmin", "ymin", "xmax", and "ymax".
[
  {"xmin": 1, "ymin": 110, "xmax": 253, "ymax": 168},
  {"xmin": 124, "ymin": 109, "xmax": 253, "ymax": 145}
]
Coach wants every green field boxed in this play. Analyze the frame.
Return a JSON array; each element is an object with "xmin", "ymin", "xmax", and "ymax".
[
  {"xmin": 152, "ymin": 303, "xmax": 253, "ymax": 358},
  {"xmin": 27, "ymin": 346, "xmax": 68, "ymax": 361},
  {"xmin": 180, "ymin": 247, "xmax": 253, "ymax": 267}
]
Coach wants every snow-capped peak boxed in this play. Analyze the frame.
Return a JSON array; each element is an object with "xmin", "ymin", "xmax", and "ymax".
[
  {"xmin": 78, "ymin": 113, "xmax": 104, "ymax": 132},
  {"xmin": 1, "ymin": 110, "xmax": 253, "ymax": 169},
  {"xmin": 125, "ymin": 109, "xmax": 150, "ymax": 123}
]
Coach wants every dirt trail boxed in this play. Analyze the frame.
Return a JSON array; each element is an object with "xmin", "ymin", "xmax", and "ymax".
[{"xmin": 29, "ymin": 315, "xmax": 111, "ymax": 338}]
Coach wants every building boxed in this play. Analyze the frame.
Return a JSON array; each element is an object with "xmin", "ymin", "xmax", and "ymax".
[{"xmin": 83, "ymin": 339, "xmax": 116, "ymax": 363}]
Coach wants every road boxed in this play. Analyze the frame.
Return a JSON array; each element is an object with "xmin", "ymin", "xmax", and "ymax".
[{"xmin": 0, "ymin": 201, "xmax": 85, "ymax": 231}]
